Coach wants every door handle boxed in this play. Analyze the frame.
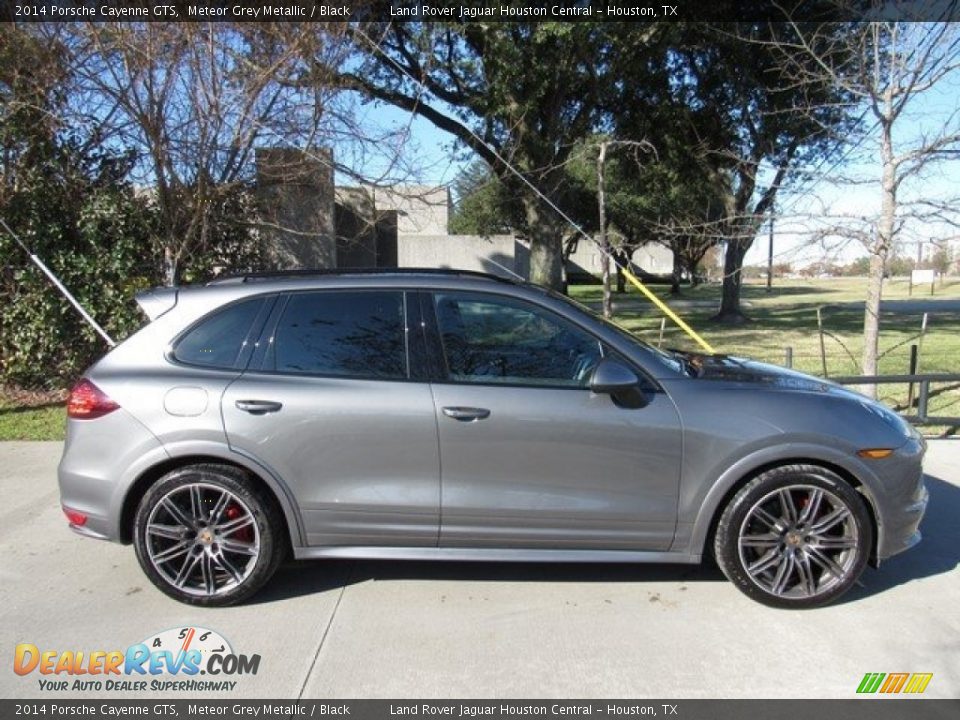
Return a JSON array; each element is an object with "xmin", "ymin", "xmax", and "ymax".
[
  {"xmin": 235, "ymin": 399, "xmax": 283, "ymax": 415},
  {"xmin": 442, "ymin": 406, "xmax": 491, "ymax": 422}
]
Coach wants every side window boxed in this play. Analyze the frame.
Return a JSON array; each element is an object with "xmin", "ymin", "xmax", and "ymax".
[
  {"xmin": 272, "ymin": 291, "xmax": 408, "ymax": 379},
  {"xmin": 173, "ymin": 297, "xmax": 265, "ymax": 369},
  {"xmin": 433, "ymin": 292, "xmax": 603, "ymax": 387}
]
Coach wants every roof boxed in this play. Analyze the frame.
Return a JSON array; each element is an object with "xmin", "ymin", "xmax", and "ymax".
[{"xmin": 206, "ymin": 267, "xmax": 519, "ymax": 286}]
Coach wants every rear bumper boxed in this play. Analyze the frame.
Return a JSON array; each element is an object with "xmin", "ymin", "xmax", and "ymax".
[
  {"xmin": 58, "ymin": 409, "xmax": 166, "ymax": 543},
  {"xmin": 66, "ymin": 519, "xmax": 111, "ymax": 542}
]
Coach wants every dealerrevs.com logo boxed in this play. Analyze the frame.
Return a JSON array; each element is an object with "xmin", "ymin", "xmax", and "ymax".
[{"xmin": 14, "ymin": 626, "xmax": 259, "ymax": 693}]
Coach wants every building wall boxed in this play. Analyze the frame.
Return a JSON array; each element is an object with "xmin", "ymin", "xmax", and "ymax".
[
  {"xmin": 633, "ymin": 243, "xmax": 674, "ymax": 274},
  {"xmin": 397, "ymin": 234, "xmax": 520, "ymax": 278},
  {"xmin": 371, "ymin": 186, "xmax": 450, "ymax": 236},
  {"xmin": 255, "ymin": 148, "xmax": 336, "ymax": 269},
  {"xmin": 566, "ymin": 239, "xmax": 673, "ymax": 278},
  {"xmin": 396, "ymin": 234, "xmax": 673, "ymax": 281},
  {"xmin": 252, "ymin": 148, "xmax": 674, "ymax": 279}
]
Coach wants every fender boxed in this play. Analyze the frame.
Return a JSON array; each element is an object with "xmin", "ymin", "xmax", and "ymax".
[
  {"xmin": 679, "ymin": 441, "xmax": 885, "ymax": 559},
  {"xmin": 116, "ymin": 439, "xmax": 307, "ymax": 548}
]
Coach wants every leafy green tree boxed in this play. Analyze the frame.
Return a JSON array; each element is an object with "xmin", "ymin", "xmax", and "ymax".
[
  {"xmin": 0, "ymin": 25, "xmax": 161, "ymax": 387},
  {"xmin": 448, "ymin": 161, "xmax": 515, "ymax": 236},
  {"xmin": 659, "ymin": 22, "xmax": 858, "ymax": 323},
  {"xmin": 342, "ymin": 22, "xmax": 647, "ymax": 290}
]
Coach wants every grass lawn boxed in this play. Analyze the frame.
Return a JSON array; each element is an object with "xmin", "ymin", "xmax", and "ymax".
[
  {"xmin": 570, "ymin": 276, "xmax": 960, "ymax": 372},
  {"xmin": 1, "ymin": 276, "xmax": 958, "ymax": 440},
  {"xmin": 571, "ymin": 275, "xmax": 960, "ymax": 435},
  {"xmin": 0, "ymin": 388, "xmax": 66, "ymax": 441}
]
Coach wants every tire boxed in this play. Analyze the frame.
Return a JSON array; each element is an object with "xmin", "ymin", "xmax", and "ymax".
[
  {"xmin": 713, "ymin": 464, "xmax": 873, "ymax": 609},
  {"xmin": 133, "ymin": 464, "xmax": 285, "ymax": 606}
]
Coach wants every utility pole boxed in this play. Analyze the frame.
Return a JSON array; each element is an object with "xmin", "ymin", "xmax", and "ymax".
[
  {"xmin": 597, "ymin": 140, "xmax": 611, "ymax": 318},
  {"xmin": 766, "ymin": 202, "xmax": 774, "ymax": 293}
]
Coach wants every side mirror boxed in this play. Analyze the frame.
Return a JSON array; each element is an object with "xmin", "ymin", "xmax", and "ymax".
[
  {"xmin": 590, "ymin": 358, "xmax": 640, "ymax": 394},
  {"xmin": 589, "ymin": 359, "xmax": 648, "ymax": 409}
]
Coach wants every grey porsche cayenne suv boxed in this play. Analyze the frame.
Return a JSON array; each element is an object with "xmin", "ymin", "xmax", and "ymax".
[{"xmin": 58, "ymin": 269, "xmax": 928, "ymax": 608}]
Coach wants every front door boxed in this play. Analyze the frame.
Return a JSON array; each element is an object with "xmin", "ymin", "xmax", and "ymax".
[
  {"xmin": 222, "ymin": 289, "xmax": 440, "ymax": 547},
  {"xmin": 426, "ymin": 291, "xmax": 682, "ymax": 551}
]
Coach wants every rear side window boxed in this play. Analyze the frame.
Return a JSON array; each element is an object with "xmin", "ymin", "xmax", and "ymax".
[
  {"xmin": 173, "ymin": 297, "xmax": 265, "ymax": 369},
  {"xmin": 272, "ymin": 291, "xmax": 408, "ymax": 379}
]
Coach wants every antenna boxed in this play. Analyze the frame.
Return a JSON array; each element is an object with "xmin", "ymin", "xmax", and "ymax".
[{"xmin": 1, "ymin": 217, "xmax": 116, "ymax": 347}]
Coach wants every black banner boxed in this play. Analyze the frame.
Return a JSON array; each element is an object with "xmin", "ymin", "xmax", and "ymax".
[
  {"xmin": 5, "ymin": 0, "xmax": 960, "ymax": 23},
  {"xmin": 3, "ymin": 700, "xmax": 960, "ymax": 720}
]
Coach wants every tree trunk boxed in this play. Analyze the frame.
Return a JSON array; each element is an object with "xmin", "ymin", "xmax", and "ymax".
[
  {"xmin": 670, "ymin": 253, "xmax": 682, "ymax": 295},
  {"xmin": 712, "ymin": 238, "xmax": 751, "ymax": 324},
  {"xmin": 862, "ymin": 121, "xmax": 896, "ymax": 398},
  {"xmin": 613, "ymin": 249, "xmax": 628, "ymax": 293},
  {"xmin": 524, "ymin": 199, "xmax": 564, "ymax": 291},
  {"xmin": 162, "ymin": 244, "xmax": 178, "ymax": 287},
  {"xmin": 862, "ymin": 250, "xmax": 886, "ymax": 390}
]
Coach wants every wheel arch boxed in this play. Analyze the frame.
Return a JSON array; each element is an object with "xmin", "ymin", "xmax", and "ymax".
[
  {"xmin": 119, "ymin": 449, "xmax": 304, "ymax": 550},
  {"xmin": 689, "ymin": 452, "xmax": 882, "ymax": 566}
]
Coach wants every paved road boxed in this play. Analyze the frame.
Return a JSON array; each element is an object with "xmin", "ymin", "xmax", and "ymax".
[{"xmin": 1, "ymin": 441, "xmax": 957, "ymax": 699}]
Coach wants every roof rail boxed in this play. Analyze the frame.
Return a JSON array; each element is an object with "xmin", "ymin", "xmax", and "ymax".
[{"xmin": 206, "ymin": 267, "xmax": 520, "ymax": 286}]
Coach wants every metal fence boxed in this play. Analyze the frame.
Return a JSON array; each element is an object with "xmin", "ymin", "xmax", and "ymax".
[{"xmin": 829, "ymin": 373, "xmax": 960, "ymax": 426}]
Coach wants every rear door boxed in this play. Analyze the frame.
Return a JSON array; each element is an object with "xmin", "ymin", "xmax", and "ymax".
[
  {"xmin": 222, "ymin": 289, "xmax": 440, "ymax": 547},
  {"xmin": 424, "ymin": 290, "xmax": 683, "ymax": 551}
]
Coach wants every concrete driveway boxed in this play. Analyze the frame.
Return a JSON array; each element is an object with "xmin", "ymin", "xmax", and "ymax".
[{"xmin": 1, "ymin": 441, "xmax": 957, "ymax": 699}]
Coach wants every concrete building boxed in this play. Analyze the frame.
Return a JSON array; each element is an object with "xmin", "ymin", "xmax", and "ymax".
[
  {"xmin": 255, "ymin": 148, "xmax": 336, "ymax": 269},
  {"xmin": 255, "ymin": 148, "xmax": 673, "ymax": 281}
]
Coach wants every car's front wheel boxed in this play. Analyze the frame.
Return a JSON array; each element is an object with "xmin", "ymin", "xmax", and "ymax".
[
  {"xmin": 714, "ymin": 465, "xmax": 873, "ymax": 609},
  {"xmin": 133, "ymin": 464, "xmax": 284, "ymax": 606}
]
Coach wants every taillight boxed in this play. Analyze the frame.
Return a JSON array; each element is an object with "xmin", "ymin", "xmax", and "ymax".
[{"xmin": 66, "ymin": 379, "xmax": 119, "ymax": 419}]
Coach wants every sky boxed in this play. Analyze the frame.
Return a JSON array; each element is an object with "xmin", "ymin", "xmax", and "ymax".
[{"xmin": 338, "ymin": 52, "xmax": 960, "ymax": 271}]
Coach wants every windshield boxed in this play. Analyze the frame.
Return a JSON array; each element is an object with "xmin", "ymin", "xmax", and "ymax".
[{"xmin": 545, "ymin": 289, "xmax": 686, "ymax": 374}]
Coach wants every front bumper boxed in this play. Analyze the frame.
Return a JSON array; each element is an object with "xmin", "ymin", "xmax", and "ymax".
[{"xmin": 872, "ymin": 436, "xmax": 928, "ymax": 563}]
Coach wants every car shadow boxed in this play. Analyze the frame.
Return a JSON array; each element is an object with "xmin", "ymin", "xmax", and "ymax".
[
  {"xmin": 250, "ymin": 552, "xmax": 728, "ymax": 607},
  {"xmin": 250, "ymin": 473, "xmax": 957, "ymax": 607},
  {"xmin": 252, "ymin": 560, "xmax": 727, "ymax": 605},
  {"xmin": 838, "ymin": 472, "xmax": 959, "ymax": 605}
]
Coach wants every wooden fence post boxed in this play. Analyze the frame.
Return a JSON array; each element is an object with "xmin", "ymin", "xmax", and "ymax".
[{"xmin": 816, "ymin": 307, "xmax": 828, "ymax": 378}]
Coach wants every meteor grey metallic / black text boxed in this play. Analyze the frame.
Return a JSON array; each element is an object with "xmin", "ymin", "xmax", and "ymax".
[{"xmin": 58, "ymin": 269, "xmax": 928, "ymax": 607}]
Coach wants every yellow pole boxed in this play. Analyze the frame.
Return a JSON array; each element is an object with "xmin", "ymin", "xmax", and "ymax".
[{"xmin": 620, "ymin": 267, "xmax": 716, "ymax": 354}]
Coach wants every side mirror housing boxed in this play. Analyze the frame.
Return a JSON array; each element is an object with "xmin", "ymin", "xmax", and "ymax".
[
  {"xmin": 590, "ymin": 358, "xmax": 640, "ymax": 393},
  {"xmin": 589, "ymin": 359, "xmax": 649, "ymax": 409}
]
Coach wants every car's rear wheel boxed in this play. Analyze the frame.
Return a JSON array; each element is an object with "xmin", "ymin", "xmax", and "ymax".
[
  {"xmin": 133, "ymin": 464, "xmax": 284, "ymax": 606},
  {"xmin": 714, "ymin": 464, "xmax": 872, "ymax": 609}
]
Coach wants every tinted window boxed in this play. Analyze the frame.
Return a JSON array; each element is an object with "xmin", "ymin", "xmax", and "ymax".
[
  {"xmin": 273, "ymin": 291, "xmax": 408, "ymax": 379},
  {"xmin": 173, "ymin": 297, "xmax": 264, "ymax": 369},
  {"xmin": 433, "ymin": 293, "xmax": 602, "ymax": 387}
]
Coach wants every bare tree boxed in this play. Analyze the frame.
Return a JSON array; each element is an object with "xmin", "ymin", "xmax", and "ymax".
[
  {"xmin": 594, "ymin": 138, "xmax": 654, "ymax": 318},
  {"xmin": 773, "ymin": 18, "xmax": 960, "ymax": 391},
  {"xmin": 51, "ymin": 23, "xmax": 348, "ymax": 285}
]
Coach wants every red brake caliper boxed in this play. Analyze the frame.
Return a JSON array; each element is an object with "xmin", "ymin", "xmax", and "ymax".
[{"xmin": 224, "ymin": 504, "xmax": 253, "ymax": 543}]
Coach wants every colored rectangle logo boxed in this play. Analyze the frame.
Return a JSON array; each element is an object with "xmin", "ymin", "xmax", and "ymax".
[{"xmin": 857, "ymin": 672, "xmax": 932, "ymax": 694}]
